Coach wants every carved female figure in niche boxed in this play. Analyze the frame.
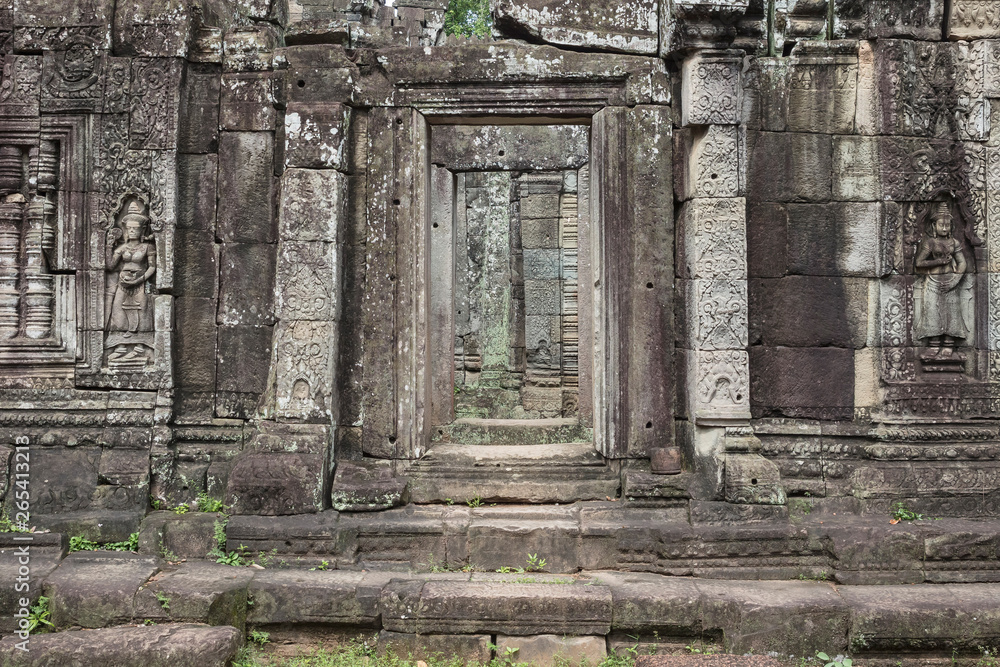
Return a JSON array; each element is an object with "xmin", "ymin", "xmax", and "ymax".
[
  {"xmin": 913, "ymin": 201, "xmax": 970, "ymax": 360},
  {"xmin": 105, "ymin": 200, "xmax": 156, "ymax": 367}
]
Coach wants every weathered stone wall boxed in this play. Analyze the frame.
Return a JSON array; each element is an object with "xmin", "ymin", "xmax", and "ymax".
[{"xmin": 2, "ymin": 0, "xmax": 1000, "ymax": 539}]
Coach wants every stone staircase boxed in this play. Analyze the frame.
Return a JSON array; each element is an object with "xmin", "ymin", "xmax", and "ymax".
[{"xmin": 410, "ymin": 418, "xmax": 619, "ymax": 503}]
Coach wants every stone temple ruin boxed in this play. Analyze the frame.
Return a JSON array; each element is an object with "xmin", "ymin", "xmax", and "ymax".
[{"xmin": 4, "ymin": 0, "xmax": 1000, "ymax": 663}]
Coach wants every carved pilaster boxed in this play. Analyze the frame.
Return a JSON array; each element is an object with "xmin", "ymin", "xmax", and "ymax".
[
  {"xmin": 23, "ymin": 196, "xmax": 56, "ymax": 340},
  {"xmin": 680, "ymin": 50, "xmax": 750, "ymax": 426},
  {"xmin": 0, "ymin": 200, "xmax": 21, "ymax": 341}
]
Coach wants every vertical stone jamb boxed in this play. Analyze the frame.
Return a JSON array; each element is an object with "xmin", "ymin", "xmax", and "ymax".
[{"xmin": 680, "ymin": 48, "xmax": 784, "ymax": 504}]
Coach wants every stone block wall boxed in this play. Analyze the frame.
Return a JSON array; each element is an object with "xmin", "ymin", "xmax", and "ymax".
[{"xmin": 2, "ymin": 0, "xmax": 1000, "ymax": 537}]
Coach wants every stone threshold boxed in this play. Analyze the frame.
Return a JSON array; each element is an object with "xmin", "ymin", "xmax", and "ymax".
[{"xmin": 4, "ymin": 555, "xmax": 1000, "ymax": 663}]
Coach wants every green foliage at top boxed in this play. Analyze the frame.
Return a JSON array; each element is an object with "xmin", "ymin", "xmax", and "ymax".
[{"xmin": 443, "ymin": 0, "xmax": 491, "ymax": 38}]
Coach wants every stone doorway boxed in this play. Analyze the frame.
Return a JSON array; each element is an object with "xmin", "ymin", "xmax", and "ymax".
[{"xmin": 450, "ymin": 169, "xmax": 584, "ymax": 422}]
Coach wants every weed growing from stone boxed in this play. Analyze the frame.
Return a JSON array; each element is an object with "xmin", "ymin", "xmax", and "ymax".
[
  {"xmin": 68, "ymin": 532, "xmax": 138, "ymax": 553},
  {"xmin": 525, "ymin": 553, "xmax": 546, "ymax": 571},
  {"xmin": 816, "ymin": 651, "xmax": 852, "ymax": 667},
  {"xmin": 155, "ymin": 591, "xmax": 170, "ymax": 611},
  {"xmin": 310, "ymin": 560, "xmax": 330, "ymax": 571},
  {"xmin": 466, "ymin": 496, "xmax": 483, "ymax": 508},
  {"xmin": 0, "ymin": 513, "xmax": 29, "ymax": 533},
  {"xmin": 196, "ymin": 492, "xmax": 227, "ymax": 513},
  {"xmin": 889, "ymin": 501, "xmax": 927, "ymax": 523},
  {"xmin": 26, "ymin": 596, "xmax": 53, "ymax": 634},
  {"xmin": 249, "ymin": 630, "xmax": 271, "ymax": 646}
]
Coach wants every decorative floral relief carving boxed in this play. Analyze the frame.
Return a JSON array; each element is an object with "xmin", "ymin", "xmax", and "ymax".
[
  {"xmin": 40, "ymin": 35, "xmax": 102, "ymax": 111},
  {"xmin": 129, "ymin": 58, "xmax": 180, "ymax": 150},
  {"xmin": 102, "ymin": 58, "xmax": 130, "ymax": 113},
  {"xmin": 682, "ymin": 198, "xmax": 746, "ymax": 279},
  {"xmin": 682, "ymin": 54, "xmax": 741, "ymax": 126},
  {"xmin": 694, "ymin": 349, "xmax": 750, "ymax": 411},
  {"xmin": 96, "ymin": 114, "xmax": 152, "ymax": 195},
  {"xmin": 694, "ymin": 279, "xmax": 747, "ymax": 350},
  {"xmin": 877, "ymin": 40, "xmax": 986, "ymax": 140},
  {"xmin": 691, "ymin": 125, "xmax": 740, "ymax": 198},
  {"xmin": 0, "ymin": 55, "xmax": 41, "ymax": 114},
  {"xmin": 274, "ymin": 320, "xmax": 335, "ymax": 420},
  {"xmin": 275, "ymin": 242, "xmax": 337, "ymax": 321},
  {"xmin": 952, "ymin": 0, "xmax": 1000, "ymax": 30},
  {"xmin": 990, "ymin": 274, "xmax": 1000, "ymax": 352}
]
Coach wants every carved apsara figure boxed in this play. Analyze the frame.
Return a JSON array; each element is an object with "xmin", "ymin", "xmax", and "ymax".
[
  {"xmin": 913, "ymin": 201, "xmax": 971, "ymax": 360},
  {"xmin": 105, "ymin": 200, "xmax": 156, "ymax": 367}
]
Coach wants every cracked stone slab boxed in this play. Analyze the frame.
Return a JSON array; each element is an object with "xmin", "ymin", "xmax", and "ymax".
[
  {"xmin": 493, "ymin": 0, "xmax": 658, "ymax": 55},
  {"xmin": 44, "ymin": 552, "xmax": 161, "ymax": 629},
  {"xmin": 0, "ymin": 622, "xmax": 241, "ymax": 666},
  {"xmin": 380, "ymin": 579, "xmax": 613, "ymax": 635}
]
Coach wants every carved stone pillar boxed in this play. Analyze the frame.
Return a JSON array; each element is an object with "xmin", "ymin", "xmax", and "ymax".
[
  {"xmin": 0, "ymin": 147, "xmax": 21, "ymax": 195},
  {"xmin": 679, "ymin": 49, "xmax": 783, "ymax": 504},
  {"xmin": 0, "ymin": 200, "xmax": 21, "ymax": 340},
  {"xmin": 23, "ymin": 196, "xmax": 56, "ymax": 339}
]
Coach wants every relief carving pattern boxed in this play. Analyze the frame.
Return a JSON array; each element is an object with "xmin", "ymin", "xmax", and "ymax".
[
  {"xmin": 683, "ymin": 198, "xmax": 746, "ymax": 279},
  {"xmin": 129, "ymin": 58, "xmax": 180, "ymax": 150},
  {"xmin": 694, "ymin": 279, "xmax": 748, "ymax": 350},
  {"xmin": 691, "ymin": 125, "xmax": 740, "ymax": 198},
  {"xmin": 695, "ymin": 350, "xmax": 750, "ymax": 414},
  {"xmin": 682, "ymin": 52, "xmax": 742, "ymax": 126}
]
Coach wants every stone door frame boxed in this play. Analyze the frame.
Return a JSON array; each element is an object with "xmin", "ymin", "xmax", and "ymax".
[{"xmin": 358, "ymin": 77, "xmax": 674, "ymax": 461}]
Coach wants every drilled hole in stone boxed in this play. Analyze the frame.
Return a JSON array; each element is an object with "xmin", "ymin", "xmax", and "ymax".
[
  {"xmin": 498, "ymin": 149, "xmax": 505, "ymax": 156},
  {"xmin": 389, "ymin": 275, "xmax": 396, "ymax": 282},
  {"xmin": 711, "ymin": 173, "xmax": 718, "ymax": 180},
  {"xmin": 433, "ymin": 222, "xmax": 439, "ymax": 228},
  {"xmin": 736, "ymin": 393, "xmax": 743, "ymax": 401},
  {"xmin": 285, "ymin": 541, "xmax": 291, "ymax": 547},
  {"xmin": 389, "ymin": 436, "xmax": 397, "ymax": 444},
  {"xmin": 751, "ymin": 478, "xmax": 758, "ymax": 485},
  {"xmin": 645, "ymin": 421, "xmax": 652, "ymax": 429},
  {"xmin": 297, "ymin": 80, "xmax": 305, "ymax": 88},
  {"xmin": 646, "ymin": 282, "xmax": 653, "ymax": 289},
  {"xmin": 393, "ymin": 199, "xmax": 400, "ymax": 205},
  {"xmin": 396, "ymin": 118, "xmax": 403, "ymax": 125}
]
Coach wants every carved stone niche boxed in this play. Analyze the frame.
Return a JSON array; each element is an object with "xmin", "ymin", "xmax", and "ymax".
[{"xmin": 878, "ymin": 188, "xmax": 993, "ymax": 419}]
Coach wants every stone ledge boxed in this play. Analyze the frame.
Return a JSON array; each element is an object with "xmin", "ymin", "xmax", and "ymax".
[
  {"xmin": 219, "ymin": 504, "xmax": 1000, "ymax": 580},
  {"xmin": 15, "ymin": 555, "xmax": 1000, "ymax": 659},
  {"xmin": 0, "ymin": 623, "xmax": 242, "ymax": 667}
]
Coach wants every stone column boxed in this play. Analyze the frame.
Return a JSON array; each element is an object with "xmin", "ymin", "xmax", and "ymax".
[{"xmin": 679, "ymin": 49, "xmax": 784, "ymax": 505}]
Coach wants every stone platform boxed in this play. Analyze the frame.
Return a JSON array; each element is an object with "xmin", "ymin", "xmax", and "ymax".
[
  {"xmin": 2, "ymin": 550, "xmax": 1000, "ymax": 665},
  {"xmin": 216, "ymin": 503, "xmax": 1000, "ymax": 585}
]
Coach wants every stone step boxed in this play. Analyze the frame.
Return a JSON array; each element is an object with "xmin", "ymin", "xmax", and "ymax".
[
  {"xmin": 220, "ymin": 506, "xmax": 1000, "ymax": 581},
  {"xmin": 22, "ymin": 555, "xmax": 1000, "ymax": 663},
  {"xmin": 0, "ymin": 623, "xmax": 241, "ymax": 667},
  {"xmin": 407, "ymin": 442, "xmax": 619, "ymax": 504},
  {"xmin": 430, "ymin": 418, "xmax": 593, "ymax": 445}
]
